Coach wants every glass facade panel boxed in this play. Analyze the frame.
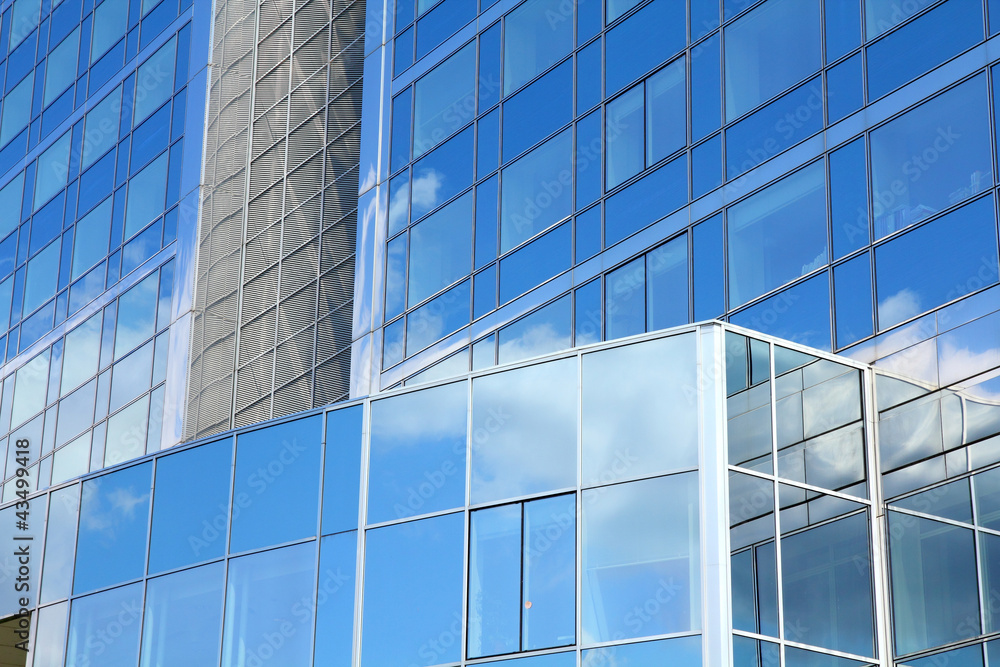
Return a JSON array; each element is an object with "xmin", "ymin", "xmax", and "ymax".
[
  {"xmin": 133, "ymin": 37, "xmax": 177, "ymax": 125},
  {"xmin": 323, "ymin": 406, "xmax": 364, "ymax": 535},
  {"xmin": 408, "ymin": 191, "xmax": 473, "ymax": 306},
  {"xmin": 500, "ymin": 129, "xmax": 572, "ymax": 252},
  {"xmin": 140, "ymin": 563, "xmax": 225, "ymax": 667},
  {"xmin": 314, "ymin": 531, "xmax": 358, "ymax": 666},
  {"xmin": 413, "ymin": 42, "xmax": 475, "ymax": 158},
  {"xmin": 65, "ymin": 583, "xmax": 143, "ymax": 666},
  {"xmin": 230, "ymin": 416, "xmax": 322, "ymax": 553},
  {"xmin": 40, "ymin": 484, "xmax": 79, "ymax": 603},
  {"xmin": 503, "ymin": 0, "xmax": 573, "ymax": 94}
]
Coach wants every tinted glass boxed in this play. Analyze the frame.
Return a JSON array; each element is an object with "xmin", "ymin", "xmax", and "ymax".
[
  {"xmin": 724, "ymin": 0, "xmax": 821, "ymax": 120},
  {"xmin": 606, "ymin": 85, "xmax": 644, "ymax": 189},
  {"xmin": 730, "ymin": 272, "xmax": 832, "ymax": 351},
  {"xmin": 140, "ymin": 563, "xmax": 225, "ymax": 667},
  {"xmin": 582, "ymin": 473, "xmax": 700, "ymax": 643},
  {"xmin": 405, "ymin": 279, "xmax": 471, "ymax": 352},
  {"xmin": 834, "ymin": 253, "xmax": 873, "ymax": 348},
  {"xmin": 72, "ymin": 199, "xmax": 113, "ymax": 280},
  {"xmin": 74, "ymin": 462, "xmax": 152, "ymax": 594},
  {"xmin": 323, "ymin": 406, "xmax": 364, "ymax": 535},
  {"xmin": 314, "ymin": 532, "xmax": 358, "ymax": 666},
  {"xmin": 503, "ymin": 60, "xmax": 572, "ymax": 161},
  {"xmin": 583, "ymin": 334, "xmax": 699, "ymax": 485},
  {"xmin": 605, "ymin": 0, "xmax": 685, "ymax": 96},
  {"xmin": 523, "ymin": 494, "xmax": 575, "ymax": 650},
  {"xmin": 124, "ymin": 153, "xmax": 168, "ymax": 239},
  {"xmin": 114, "ymin": 273, "xmax": 158, "ymax": 357},
  {"xmin": 647, "ymin": 235, "xmax": 688, "ymax": 330},
  {"xmin": 82, "ymin": 88, "xmax": 122, "ymax": 169},
  {"xmin": 500, "ymin": 129, "xmax": 572, "ymax": 252},
  {"xmin": 604, "ymin": 155, "xmax": 686, "ymax": 245},
  {"xmin": 606, "ymin": 257, "xmax": 645, "ymax": 339},
  {"xmin": 830, "ymin": 138, "xmax": 868, "ymax": 259},
  {"xmin": 503, "ymin": 0, "xmax": 573, "ymax": 94},
  {"xmin": 0, "ymin": 76, "xmax": 32, "ymax": 147},
  {"xmin": 368, "ymin": 381, "xmax": 467, "ymax": 522},
  {"xmin": 41, "ymin": 485, "xmax": 79, "ymax": 603},
  {"xmin": 362, "ymin": 513, "xmax": 464, "ymax": 666},
  {"xmin": 91, "ymin": 0, "xmax": 128, "ymax": 63},
  {"xmin": 410, "ymin": 126, "xmax": 474, "ymax": 221},
  {"xmin": 408, "ymin": 190, "xmax": 473, "ymax": 305},
  {"xmin": 133, "ymin": 38, "xmax": 176, "ymax": 125},
  {"xmin": 23, "ymin": 241, "xmax": 59, "ymax": 316},
  {"xmin": 34, "ymin": 132, "xmax": 72, "ymax": 211},
  {"xmin": 647, "ymin": 59, "xmax": 686, "ymax": 163},
  {"xmin": 221, "ymin": 543, "xmax": 316, "ymax": 666},
  {"xmin": 469, "ymin": 503, "xmax": 521, "ymax": 658},
  {"xmin": 498, "ymin": 222, "xmax": 570, "ymax": 304},
  {"xmin": 471, "ymin": 358, "xmax": 577, "ymax": 504},
  {"xmin": 498, "ymin": 295, "xmax": 571, "ymax": 364},
  {"xmin": 583, "ymin": 636, "xmax": 701, "ymax": 666},
  {"xmin": 413, "ymin": 42, "xmax": 475, "ymax": 157},
  {"xmin": 728, "ymin": 162, "xmax": 827, "ymax": 307},
  {"xmin": 33, "ymin": 601, "xmax": 68, "ymax": 667},
  {"xmin": 875, "ymin": 196, "xmax": 998, "ymax": 330},
  {"xmin": 0, "ymin": 174, "xmax": 23, "ymax": 240},
  {"xmin": 230, "ymin": 415, "xmax": 322, "ymax": 553},
  {"xmin": 149, "ymin": 439, "xmax": 233, "ymax": 573},
  {"xmin": 66, "ymin": 583, "xmax": 143, "ymax": 666}
]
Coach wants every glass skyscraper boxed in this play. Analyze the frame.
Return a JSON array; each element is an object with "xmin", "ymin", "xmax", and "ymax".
[{"xmin": 4, "ymin": 0, "xmax": 1000, "ymax": 665}]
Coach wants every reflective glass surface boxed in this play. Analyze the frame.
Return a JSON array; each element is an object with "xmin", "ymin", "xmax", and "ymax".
[
  {"xmin": 323, "ymin": 406, "xmax": 364, "ymax": 535},
  {"xmin": 41, "ymin": 484, "xmax": 79, "ymax": 603},
  {"xmin": 149, "ymin": 439, "xmax": 233, "ymax": 573},
  {"xmin": 582, "ymin": 334, "xmax": 699, "ymax": 485},
  {"xmin": 221, "ymin": 543, "xmax": 316, "ymax": 666},
  {"xmin": 408, "ymin": 190, "xmax": 473, "ymax": 305},
  {"xmin": 605, "ymin": 0, "xmax": 684, "ymax": 95},
  {"xmin": 362, "ymin": 513, "xmax": 464, "ymax": 666},
  {"xmin": 33, "ymin": 601, "xmax": 68, "ymax": 667},
  {"xmin": 503, "ymin": 0, "xmax": 573, "ymax": 94},
  {"xmin": 413, "ymin": 42, "xmax": 475, "ymax": 158},
  {"xmin": 582, "ymin": 473, "xmax": 700, "ymax": 643},
  {"xmin": 74, "ymin": 462, "xmax": 151, "ymax": 594},
  {"xmin": 66, "ymin": 583, "xmax": 143, "ymax": 666},
  {"xmin": 582, "ymin": 636, "xmax": 702, "ymax": 666},
  {"xmin": 368, "ymin": 381, "xmax": 466, "ymax": 522},
  {"xmin": 133, "ymin": 38, "xmax": 177, "ymax": 125},
  {"xmin": 500, "ymin": 129, "xmax": 572, "ymax": 252},
  {"xmin": 410, "ymin": 126, "xmax": 474, "ymax": 221},
  {"xmin": 314, "ymin": 531, "xmax": 358, "ymax": 667},
  {"xmin": 140, "ymin": 563, "xmax": 225, "ymax": 667},
  {"xmin": 503, "ymin": 60, "xmax": 572, "ymax": 161},
  {"xmin": 471, "ymin": 358, "xmax": 576, "ymax": 504},
  {"xmin": 230, "ymin": 416, "xmax": 322, "ymax": 553}
]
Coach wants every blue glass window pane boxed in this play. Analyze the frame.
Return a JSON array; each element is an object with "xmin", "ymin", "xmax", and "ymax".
[
  {"xmin": 0, "ymin": 76, "xmax": 33, "ymax": 148},
  {"xmin": 784, "ymin": 646, "xmax": 870, "ymax": 667},
  {"xmin": 406, "ymin": 278, "xmax": 470, "ymax": 352},
  {"xmin": 130, "ymin": 104, "xmax": 171, "ymax": 175},
  {"xmin": 834, "ymin": 253, "xmax": 873, "ymax": 348},
  {"xmin": 992, "ymin": 0, "xmax": 1000, "ymax": 35},
  {"xmin": 82, "ymin": 86, "xmax": 123, "ymax": 169},
  {"xmin": 414, "ymin": 42, "xmax": 475, "ymax": 158},
  {"xmin": 0, "ymin": 174, "xmax": 23, "ymax": 240},
  {"xmin": 606, "ymin": 256, "xmax": 644, "ymax": 339},
  {"xmin": 8, "ymin": 0, "xmax": 41, "ymax": 53},
  {"xmin": 469, "ymin": 503, "xmax": 521, "ymax": 658},
  {"xmin": 415, "ymin": 0, "xmax": 475, "ymax": 59},
  {"xmin": 314, "ymin": 532, "xmax": 358, "ymax": 667},
  {"xmin": 500, "ymin": 129, "xmax": 572, "ymax": 252},
  {"xmin": 149, "ymin": 439, "xmax": 233, "ymax": 573},
  {"xmin": 693, "ymin": 214, "xmax": 724, "ymax": 320},
  {"xmin": 410, "ymin": 126, "xmax": 473, "ymax": 221},
  {"xmin": 34, "ymin": 131, "xmax": 72, "ymax": 211},
  {"xmin": 605, "ymin": 154, "xmax": 686, "ymax": 245},
  {"xmin": 367, "ymin": 381, "xmax": 466, "ymax": 523},
  {"xmin": 23, "ymin": 240, "xmax": 59, "ymax": 315},
  {"xmin": 691, "ymin": 0, "xmax": 719, "ymax": 35},
  {"xmin": 74, "ymin": 462, "xmax": 152, "ymax": 594},
  {"xmin": 44, "ymin": 27, "xmax": 81, "ymax": 107},
  {"xmin": 140, "ymin": 563, "xmax": 225, "ymax": 667},
  {"xmin": 647, "ymin": 234, "xmax": 688, "ymax": 331},
  {"xmin": 904, "ymin": 646, "xmax": 984, "ymax": 667},
  {"xmin": 691, "ymin": 32, "xmax": 721, "ymax": 142},
  {"xmin": 33, "ymin": 601, "xmax": 68, "ymax": 666},
  {"xmin": 388, "ymin": 172, "xmax": 410, "ymax": 236},
  {"xmin": 830, "ymin": 138, "xmax": 868, "ymax": 258},
  {"xmin": 825, "ymin": 0, "xmax": 860, "ymax": 62},
  {"xmin": 647, "ymin": 58, "xmax": 685, "ymax": 164},
  {"xmin": 575, "ymin": 279, "xmax": 601, "ymax": 345},
  {"xmin": 866, "ymin": 0, "xmax": 983, "ymax": 101},
  {"xmin": 471, "ymin": 358, "xmax": 577, "ymax": 504},
  {"xmin": 221, "ymin": 543, "xmax": 316, "ymax": 666},
  {"xmin": 693, "ymin": 133, "xmax": 722, "ymax": 197},
  {"xmin": 91, "ymin": 0, "xmax": 128, "ymax": 63},
  {"xmin": 582, "ymin": 473, "xmax": 701, "ymax": 643},
  {"xmin": 870, "ymin": 75, "xmax": 992, "ymax": 239},
  {"xmin": 362, "ymin": 513, "xmax": 465, "ymax": 666},
  {"xmin": 606, "ymin": 84, "xmax": 644, "ymax": 189},
  {"xmin": 781, "ymin": 512, "xmax": 874, "ymax": 657},
  {"xmin": 498, "ymin": 294, "xmax": 571, "ymax": 364},
  {"xmin": 0, "ymin": 278, "xmax": 12, "ymax": 331},
  {"xmin": 523, "ymin": 494, "xmax": 575, "ymax": 650},
  {"xmin": 576, "ymin": 110, "xmax": 602, "ymax": 209},
  {"xmin": 124, "ymin": 152, "xmax": 168, "ymax": 239},
  {"xmin": 67, "ymin": 583, "xmax": 143, "ymax": 666},
  {"xmin": 756, "ymin": 540, "xmax": 779, "ymax": 636},
  {"xmin": 394, "ymin": 27, "xmax": 414, "ymax": 74},
  {"xmin": 133, "ymin": 37, "xmax": 177, "ymax": 125},
  {"xmin": 499, "ymin": 222, "xmax": 570, "ymax": 304},
  {"xmin": 323, "ymin": 405, "xmax": 364, "ymax": 535},
  {"xmin": 725, "ymin": 77, "xmax": 824, "ymax": 178},
  {"xmin": 383, "ymin": 317, "xmax": 404, "ymax": 367},
  {"xmin": 583, "ymin": 636, "xmax": 702, "ymax": 666},
  {"xmin": 408, "ymin": 190, "xmax": 473, "ymax": 305},
  {"xmin": 865, "ymin": 0, "xmax": 935, "ymax": 38},
  {"xmin": 114, "ymin": 272, "xmax": 158, "ymax": 356},
  {"xmin": 731, "ymin": 549, "xmax": 755, "ymax": 631},
  {"xmin": 724, "ymin": 0, "xmax": 821, "ymax": 121},
  {"xmin": 728, "ymin": 162, "xmax": 827, "ymax": 307},
  {"xmin": 229, "ymin": 415, "xmax": 322, "ymax": 553},
  {"xmin": 391, "ymin": 87, "xmax": 413, "ymax": 173},
  {"xmin": 474, "ymin": 265, "xmax": 496, "ymax": 318},
  {"xmin": 826, "ymin": 52, "xmax": 863, "ymax": 124},
  {"xmin": 575, "ymin": 205, "xmax": 601, "ymax": 262},
  {"xmin": 503, "ymin": 60, "xmax": 572, "ymax": 161},
  {"xmin": 503, "ymin": 0, "xmax": 573, "ymax": 94},
  {"xmin": 875, "ymin": 196, "xmax": 998, "ymax": 330},
  {"xmin": 731, "ymin": 272, "xmax": 832, "ymax": 351},
  {"xmin": 577, "ymin": 39, "xmax": 602, "ymax": 114},
  {"xmin": 606, "ymin": 0, "xmax": 684, "ymax": 96},
  {"xmin": 477, "ymin": 108, "xmax": 499, "ymax": 178},
  {"xmin": 889, "ymin": 511, "xmax": 980, "ymax": 655},
  {"xmin": 479, "ymin": 23, "xmax": 502, "ymax": 110},
  {"xmin": 475, "ymin": 175, "xmax": 499, "ymax": 268},
  {"xmin": 396, "ymin": 0, "xmax": 415, "ymax": 31},
  {"xmin": 385, "ymin": 233, "xmax": 407, "ymax": 320}
]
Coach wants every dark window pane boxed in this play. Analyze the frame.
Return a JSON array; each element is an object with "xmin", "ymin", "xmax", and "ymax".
[
  {"xmin": 606, "ymin": 0, "xmax": 685, "ymax": 95},
  {"xmin": 693, "ymin": 214, "xmax": 724, "ymax": 319},
  {"xmin": 362, "ymin": 513, "xmax": 465, "ymax": 666},
  {"xmin": 368, "ymin": 381, "xmax": 466, "ymax": 523},
  {"xmin": 149, "ymin": 438, "xmax": 233, "ymax": 573},
  {"xmin": 691, "ymin": 32, "xmax": 721, "ymax": 142},
  {"xmin": 503, "ymin": 60, "xmax": 572, "ymax": 161},
  {"xmin": 730, "ymin": 272, "xmax": 832, "ymax": 351},
  {"xmin": 391, "ymin": 88, "xmax": 413, "ymax": 173},
  {"xmin": 479, "ymin": 23, "xmax": 502, "ymax": 109},
  {"xmin": 825, "ymin": 0, "xmax": 860, "ymax": 61},
  {"xmin": 499, "ymin": 222, "xmax": 570, "ymax": 304},
  {"xmin": 834, "ymin": 253, "xmax": 873, "ymax": 348},
  {"xmin": 826, "ymin": 52, "xmax": 864, "ymax": 123},
  {"xmin": 477, "ymin": 108, "xmax": 500, "ymax": 178},
  {"xmin": 74, "ymin": 463, "xmax": 151, "ymax": 594},
  {"xmin": 830, "ymin": 137, "xmax": 868, "ymax": 259},
  {"xmin": 503, "ymin": 0, "xmax": 573, "ymax": 94},
  {"xmin": 415, "ymin": 0, "xmax": 475, "ymax": 59},
  {"xmin": 577, "ymin": 39, "xmax": 602, "ymax": 114},
  {"xmin": 229, "ymin": 415, "xmax": 322, "ymax": 553}
]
